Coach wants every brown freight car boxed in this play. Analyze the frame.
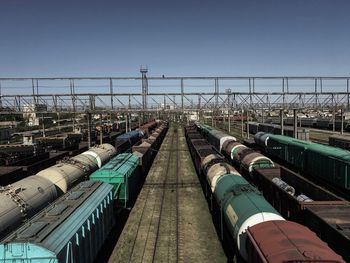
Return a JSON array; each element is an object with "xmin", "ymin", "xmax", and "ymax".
[
  {"xmin": 253, "ymin": 167, "xmax": 346, "ymax": 221},
  {"xmin": 246, "ymin": 220, "xmax": 345, "ymax": 263},
  {"xmin": 252, "ymin": 166, "xmax": 350, "ymax": 261},
  {"xmin": 304, "ymin": 204, "xmax": 350, "ymax": 263}
]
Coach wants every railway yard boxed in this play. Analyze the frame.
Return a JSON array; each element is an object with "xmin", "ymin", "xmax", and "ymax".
[
  {"xmin": 0, "ymin": 115, "xmax": 350, "ymax": 262},
  {"xmin": 2, "ymin": 0, "xmax": 350, "ymax": 261},
  {"xmin": 109, "ymin": 125, "xmax": 226, "ymax": 263}
]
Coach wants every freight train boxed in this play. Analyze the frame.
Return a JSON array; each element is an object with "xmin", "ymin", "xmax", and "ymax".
[
  {"xmin": 0, "ymin": 121, "xmax": 168, "ymax": 262},
  {"xmin": 255, "ymin": 132, "xmax": 350, "ymax": 193},
  {"xmin": 213, "ymin": 115, "xmax": 247, "ymax": 122},
  {"xmin": 114, "ymin": 120, "xmax": 157, "ymax": 153},
  {"xmin": 90, "ymin": 122, "xmax": 168, "ymax": 208},
  {"xmin": 35, "ymin": 132, "xmax": 83, "ymax": 151},
  {"xmin": 258, "ymin": 116, "xmax": 350, "ymax": 131},
  {"xmin": 0, "ymin": 143, "xmax": 45, "ymax": 165},
  {"xmin": 185, "ymin": 125, "xmax": 344, "ymax": 262},
  {"xmin": 195, "ymin": 123, "xmax": 350, "ymax": 261},
  {"xmin": 251, "ymin": 166, "xmax": 350, "ymax": 261},
  {"xmin": 329, "ymin": 134, "xmax": 350, "ymax": 151},
  {"xmin": 0, "ymin": 143, "xmax": 116, "ymax": 239},
  {"xmin": 0, "ymin": 181, "xmax": 114, "ymax": 263},
  {"xmin": 0, "ymin": 120, "xmax": 157, "ymax": 185},
  {"xmin": 246, "ymin": 122, "xmax": 310, "ymax": 141},
  {"xmin": 0, "ymin": 119, "xmax": 159, "ymax": 238}
]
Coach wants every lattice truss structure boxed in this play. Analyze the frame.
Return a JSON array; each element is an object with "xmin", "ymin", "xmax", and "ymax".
[{"xmin": 0, "ymin": 77, "xmax": 349, "ymax": 114}]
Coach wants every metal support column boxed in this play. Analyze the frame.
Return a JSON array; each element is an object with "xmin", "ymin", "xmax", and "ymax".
[
  {"xmin": 262, "ymin": 108, "xmax": 264, "ymax": 123},
  {"xmin": 32, "ymin": 79, "xmax": 36, "ymax": 104},
  {"xmin": 0, "ymin": 81, "xmax": 2, "ymax": 109},
  {"xmin": 347, "ymin": 78, "xmax": 350, "ymax": 111},
  {"xmin": 246, "ymin": 110, "xmax": 250, "ymax": 139},
  {"xmin": 181, "ymin": 78, "xmax": 184, "ymax": 113},
  {"xmin": 293, "ymin": 109, "xmax": 297, "ymax": 139},
  {"xmin": 140, "ymin": 66, "xmax": 148, "ymax": 122},
  {"xmin": 110, "ymin": 78, "xmax": 114, "ymax": 110},
  {"xmin": 241, "ymin": 106, "xmax": 244, "ymax": 139},
  {"xmin": 87, "ymin": 111, "xmax": 92, "ymax": 148},
  {"xmin": 333, "ymin": 108, "xmax": 336, "ymax": 132},
  {"xmin": 226, "ymin": 89, "xmax": 231, "ymax": 132},
  {"xmin": 125, "ymin": 113, "xmax": 128, "ymax": 133},
  {"xmin": 280, "ymin": 109, "xmax": 284, "ymax": 135},
  {"xmin": 223, "ymin": 110, "xmax": 226, "ymax": 129},
  {"xmin": 41, "ymin": 113, "xmax": 46, "ymax": 137},
  {"xmin": 332, "ymin": 94, "xmax": 335, "ymax": 132},
  {"xmin": 99, "ymin": 113, "xmax": 103, "ymax": 145},
  {"xmin": 57, "ymin": 112, "xmax": 61, "ymax": 132},
  {"xmin": 228, "ymin": 107, "xmax": 231, "ymax": 133},
  {"xmin": 341, "ymin": 108, "xmax": 344, "ymax": 135}
]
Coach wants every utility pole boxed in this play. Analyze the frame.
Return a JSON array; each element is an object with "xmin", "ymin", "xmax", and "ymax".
[
  {"xmin": 280, "ymin": 109, "xmax": 284, "ymax": 135},
  {"xmin": 241, "ymin": 106, "xmax": 244, "ymax": 139},
  {"xmin": 341, "ymin": 108, "xmax": 344, "ymax": 135},
  {"xmin": 87, "ymin": 111, "xmax": 92, "ymax": 148},
  {"xmin": 41, "ymin": 113, "xmax": 46, "ymax": 137},
  {"xmin": 293, "ymin": 109, "xmax": 297, "ymax": 139},
  {"xmin": 140, "ymin": 66, "xmax": 148, "ymax": 123},
  {"xmin": 99, "ymin": 113, "xmax": 103, "ymax": 145},
  {"xmin": 246, "ymin": 110, "xmax": 250, "ymax": 139}
]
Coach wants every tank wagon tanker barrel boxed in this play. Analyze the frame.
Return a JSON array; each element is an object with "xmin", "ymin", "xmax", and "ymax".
[
  {"xmin": 190, "ymin": 123, "xmax": 344, "ymax": 262},
  {"xmin": 187, "ymin": 126, "xmax": 284, "ymax": 260},
  {"xmin": 197, "ymin": 125, "xmax": 274, "ymax": 178},
  {"xmin": 0, "ymin": 143, "xmax": 116, "ymax": 238},
  {"xmin": 0, "ymin": 181, "xmax": 114, "ymax": 263}
]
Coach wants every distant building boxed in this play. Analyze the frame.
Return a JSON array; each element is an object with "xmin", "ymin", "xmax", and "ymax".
[{"xmin": 23, "ymin": 104, "xmax": 47, "ymax": 126}]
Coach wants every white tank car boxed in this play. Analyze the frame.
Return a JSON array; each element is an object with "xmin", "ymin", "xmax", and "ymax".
[
  {"xmin": 0, "ymin": 175, "xmax": 57, "ymax": 236},
  {"xmin": 201, "ymin": 154, "xmax": 222, "ymax": 170},
  {"xmin": 0, "ymin": 143, "xmax": 116, "ymax": 238},
  {"xmin": 219, "ymin": 135, "xmax": 236, "ymax": 153},
  {"xmin": 82, "ymin": 143, "xmax": 116, "ymax": 168},
  {"xmin": 36, "ymin": 154, "xmax": 98, "ymax": 193}
]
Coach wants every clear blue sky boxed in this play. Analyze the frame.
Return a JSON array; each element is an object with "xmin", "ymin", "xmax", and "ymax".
[{"xmin": 0, "ymin": 0, "xmax": 349, "ymax": 77}]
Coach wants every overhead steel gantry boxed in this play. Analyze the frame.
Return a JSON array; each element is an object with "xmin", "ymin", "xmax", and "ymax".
[{"xmin": 0, "ymin": 76, "xmax": 349, "ymax": 114}]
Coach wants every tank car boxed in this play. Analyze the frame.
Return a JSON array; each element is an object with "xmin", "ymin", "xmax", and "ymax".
[
  {"xmin": 0, "ymin": 181, "xmax": 114, "ymax": 263},
  {"xmin": 0, "ymin": 144, "xmax": 116, "ymax": 238},
  {"xmin": 192, "ymin": 124, "xmax": 345, "ymax": 261}
]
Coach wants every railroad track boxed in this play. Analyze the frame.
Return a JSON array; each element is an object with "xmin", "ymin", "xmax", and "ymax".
[
  {"xmin": 110, "ymin": 125, "xmax": 226, "ymax": 263},
  {"xmin": 151, "ymin": 127, "xmax": 180, "ymax": 262},
  {"xmin": 309, "ymin": 136, "xmax": 328, "ymax": 144},
  {"xmin": 115, "ymin": 126, "xmax": 181, "ymax": 263}
]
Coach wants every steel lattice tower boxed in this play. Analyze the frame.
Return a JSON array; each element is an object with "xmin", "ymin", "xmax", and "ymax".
[{"xmin": 140, "ymin": 66, "xmax": 148, "ymax": 110}]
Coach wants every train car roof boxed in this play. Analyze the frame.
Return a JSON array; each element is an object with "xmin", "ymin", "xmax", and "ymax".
[
  {"xmin": 247, "ymin": 220, "xmax": 344, "ymax": 262},
  {"xmin": 0, "ymin": 181, "xmax": 113, "ymax": 258}
]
